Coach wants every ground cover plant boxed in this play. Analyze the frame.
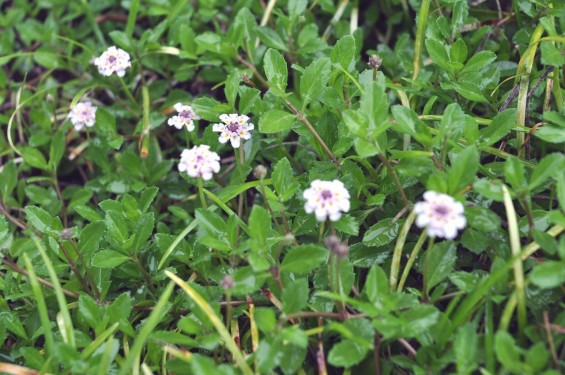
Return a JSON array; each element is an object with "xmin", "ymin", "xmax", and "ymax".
[{"xmin": 1, "ymin": 0, "xmax": 565, "ymax": 373}]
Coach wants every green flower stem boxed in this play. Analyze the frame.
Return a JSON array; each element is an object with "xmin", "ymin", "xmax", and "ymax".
[
  {"xmin": 118, "ymin": 76, "xmax": 140, "ymax": 111},
  {"xmin": 140, "ymin": 85, "xmax": 151, "ymax": 158},
  {"xmin": 397, "ymin": 230, "xmax": 428, "ymax": 292},
  {"xmin": 422, "ymin": 236, "xmax": 436, "ymax": 300},
  {"xmin": 318, "ymin": 220, "xmax": 326, "ymax": 244},
  {"xmin": 412, "ymin": 0, "xmax": 431, "ymax": 81},
  {"xmin": 197, "ymin": 178, "xmax": 208, "ymax": 209},
  {"xmin": 23, "ymin": 254, "xmax": 55, "ymax": 359},
  {"xmin": 516, "ymin": 24, "xmax": 544, "ymax": 150},
  {"xmin": 166, "ymin": 271, "xmax": 253, "ymax": 375},
  {"xmin": 501, "ymin": 185, "xmax": 526, "ymax": 340},
  {"xmin": 33, "ymin": 236, "xmax": 76, "ymax": 348},
  {"xmin": 389, "ymin": 210, "xmax": 417, "ymax": 292}
]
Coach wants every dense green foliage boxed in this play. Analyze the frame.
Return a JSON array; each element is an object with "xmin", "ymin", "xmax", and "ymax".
[{"xmin": 1, "ymin": 0, "xmax": 565, "ymax": 374}]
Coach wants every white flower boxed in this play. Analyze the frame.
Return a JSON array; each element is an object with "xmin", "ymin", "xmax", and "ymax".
[
  {"xmin": 212, "ymin": 113, "xmax": 254, "ymax": 148},
  {"xmin": 68, "ymin": 102, "xmax": 97, "ymax": 131},
  {"xmin": 168, "ymin": 103, "xmax": 200, "ymax": 131},
  {"xmin": 414, "ymin": 191, "xmax": 466, "ymax": 240},
  {"xmin": 178, "ymin": 145, "xmax": 221, "ymax": 181},
  {"xmin": 303, "ymin": 179, "xmax": 350, "ymax": 222},
  {"xmin": 94, "ymin": 46, "xmax": 131, "ymax": 77}
]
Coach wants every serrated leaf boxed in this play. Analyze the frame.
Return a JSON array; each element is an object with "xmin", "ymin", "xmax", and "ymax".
[
  {"xmin": 363, "ymin": 218, "xmax": 401, "ymax": 247},
  {"xmin": 330, "ymin": 35, "xmax": 356, "ymax": 71},
  {"xmin": 25, "ymin": 206, "xmax": 53, "ymax": 232},
  {"xmin": 281, "ymin": 245, "xmax": 328, "ymax": 273},
  {"xmin": 91, "ymin": 250, "xmax": 130, "ymax": 268},
  {"xmin": 133, "ymin": 213, "xmax": 154, "ymax": 251},
  {"xmin": 258, "ymin": 110, "xmax": 296, "ymax": 133},
  {"xmin": 300, "ymin": 58, "xmax": 331, "ymax": 107},
  {"xmin": 264, "ymin": 49, "xmax": 288, "ymax": 96}
]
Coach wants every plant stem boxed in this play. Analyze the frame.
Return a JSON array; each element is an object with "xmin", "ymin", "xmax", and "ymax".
[
  {"xmin": 389, "ymin": 210, "xmax": 417, "ymax": 292},
  {"xmin": 412, "ymin": 0, "xmax": 431, "ymax": 81},
  {"xmin": 197, "ymin": 178, "xmax": 208, "ymax": 209},
  {"xmin": 284, "ymin": 99, "xmax": 339, "ymax": 166},
  {"xmin": 501, "ymin": 185, "xmax": 526, "ymax": 341},
  {"xmin": 397, "ymin": 230, "xmax": 427, "ymax": 292}
]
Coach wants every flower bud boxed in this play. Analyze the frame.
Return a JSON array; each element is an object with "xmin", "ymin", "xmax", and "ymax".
[
  {"xmin": 253, "ymin": 164, "xmax": 268, "ymax": 179},
  {"xmin": 60, "ymin": 228, "xmax": 74, "ymax": 240},
  {"xmin": 221, "ymin": 275, "xmax": 235, "ymax": 290},
  {"xmin": 325, "ymin": 235, "xmax": 349, "ymax": 258},
  {"xmin": 368, "ymin": 55, "xmax": 382, "ymax": 69}
]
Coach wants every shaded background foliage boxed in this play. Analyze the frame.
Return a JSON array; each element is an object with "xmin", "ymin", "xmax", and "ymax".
[{"xmin": 1, "ymin": 0, "xmax": 565, "ymax": 374}]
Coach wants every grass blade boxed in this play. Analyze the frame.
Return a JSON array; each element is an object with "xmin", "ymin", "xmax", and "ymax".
[
  {"xmin": 118, "ymin": 282, "xmax": 175, "ymax": 375},
  {"xmin": 165, "ymin": 271, "xmax": 253, "ymax": 375}
]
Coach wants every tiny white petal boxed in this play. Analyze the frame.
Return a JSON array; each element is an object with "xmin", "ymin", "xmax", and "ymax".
[
  {"xmin": 414, "ymin": 191, "xmax": 466, "ymax": 239},
  {"xmin": 178, "ymin": 145, "xmax": 221, "ymax": 181}
]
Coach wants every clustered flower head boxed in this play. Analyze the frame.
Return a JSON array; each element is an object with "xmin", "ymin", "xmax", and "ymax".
[
  {"xmin": 94, "ymin": 46, "xmax": 131, "ymax": 77},
  {"xmin": 303, "ymin": 179, "xmax": 350, "ymax": 222},
  {"xmin": 414, "ymin": 191, "xmax": 466, "ymax": 240},
  {"xmin": 178, "ymin": 145, "xmax": 221, "ymax": 181},
  {"xmin": 168, "ymin": 103, "xmax": 200, "ymax": 131},
  {"xmin": 212, "ymin": 113, "xmax": 254, "ymax": 148},
  {"xmin": 68, "ymin": 101, "xmax": 97, "ymax": 131}
]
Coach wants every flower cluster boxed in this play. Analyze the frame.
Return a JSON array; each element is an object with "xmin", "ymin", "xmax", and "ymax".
[
  {"xmin": 94, "ymin": 46, "xmax": 131, "ymax": 77},
  {"xmin": 414, "ymin": 191, "xmax": 466, "ymax": 239},
  {"xmin": 212, "ymin": 114, "xmax": 254, "ymax": 148},
  {"xmin": 303, "ymin": 179, "xmax": 351, "ymax": 222},
  {"xmin": 178, "ymin": 145, "xmax": 221, "ymax": 181},
  {"xmin": 168, "ymin": 103, "xmax": 200, "ymax": 131},
  {"xmin": 68, "ymin": 101, "xmax": 97, "ymax": 131}
]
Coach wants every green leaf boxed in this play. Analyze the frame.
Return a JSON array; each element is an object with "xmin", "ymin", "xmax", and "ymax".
[
  {"xmin": 78, "ymin": 294, "xmax": 102, "ymax": 330},
  {"xmin": 0, "ymin": 161, "xmax": 17, "ymax": 202},
  {"xmin": 288, "ymin": 0, "xmax": 308, "ymax": 19},
  {"xmin": 426, "ymin": 39, "xmax": 463, "ymax": 74},
  {"xmin": 258, "ymin": 110, "xmax": 296, "ymax": 133},
  {"xmin": 328, "ymin": 340, "xmax": 367, "ymax": 368},
  {"xmin": 333, "ymin": 215, "xmax": 359, "ymax": 236},
  {"xmin": 0, "ymin": 215, "xmax": 8, "ymax": 244},
  {"xmin": 109, "ymin": 30, "xmax": 132, "ymax": 49},
  {"xmin": 49, "ymin": 130, "xmax": 65, "ymax": 170},
  {"xmin": 281, "ymin": 245, "xmax": 328, "ymax": 273},
  {"xmin": 25, "ymin": 206, "xmax": 53, "ymax": 232},
  {"xmin": 195, "ymin": 208, "xmax": 227, "ymax": 237},
  {"xmin": 282, "ymin": 278, "xmax": 308, "ymax": 314},
  {"xmin": 22, "ymin": 147, "xmax": 48, "ymax": 170},
  {"xmin": 263, "ymin": 49, "xmax": 288, "ymax": 96},
  {"xmin": 363, "ymin": 218, "xmax": 401, "ymax": 247},
  {"xmin": 79, "ymin": 221, "xmax": 106, "ymax": 255},
  {"xmin": 272, "ymin": 157, "xmax": 299, "ymax": 202},
  {"xmin": 256, "ymin": 27, "xmax": 288, "ymax": 51},
  {"xmin": 529, "ymin": 261, "xmax": 565, "ymax": 289},
  {"xmin": 528, "ymin": 153, "xmax": 564, "ymax": 191},
  {"xmin": 425, "ymin": 242, "xmax": 457, "ymax": 294},
  {"xmin": 133, "ymin": 213, "xmax": 154, "ymax": 252},
  {"xmin": 300, "ymin": 57, "xmax": 331, "ymax": 107},
  {"xmin": 495, "ymin": 331, "xmax": 524, "ymax": 374},
  {"xmin": 479, "ymin": 109, "xmax": 517, "ymax": 147},
  {"xmin": 460, "ymin": 50, "xmax": 497, "ymax": 73},
  {"xmin": 454, "ymin": 323, "xmax": 478, "ymax": 374},
  {"xmin": 360, "ymin": 80, "xmax": 389, "ymax": 134},
  {"xmin": 330, "ymin": 35, "xmax": 356, "ymax": 71},
  {"xmin": 105, "ymin": 210, "xmax": 129, "ymax": 244},
  {"xmin": 139, "ymin": 187, "xmax": 159, "ymax": 213},
  {"xmin": 248, "ymin": 205, "xmax": 270, "ymax": 254},
  {"xmin": 540, "ymin": 41, "xmax": 565, "ymax": 66},
  {"xmin": 504, "ymin": 157, "xmax": 526, "ymax": 191},
  {"xmin": 441, "ymin": 82, "xmax": 489, "ymax": 103},
  {"xmin": 447, "ymin": 145, "xmax": 479, "ymax": 195},
  {"xmin": 91, "ymin": 250, "xmax": 130, "ymax": 268},
  {"xmin": 450, "ymin": 38, "xmax": 467, "ymax": 64},
  {"xmin": 224, "ymin": 69, "xmax": 240, "ymax": 109},
  {"xmin": 364, "ymin": 265, "xmax": 389, "ymax": 304}
]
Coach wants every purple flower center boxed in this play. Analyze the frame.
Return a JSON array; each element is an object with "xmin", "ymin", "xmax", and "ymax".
[
  {"xmin": 433, "ymin": 204, "xmax": 450, "ymax": 216},
  {"xmin": 321, "ymin": 190, "xmax": 333, "ymax": 200},
  {"xmin": 180, "ymin": 110, "xmax": 192, "ymax": 119},
  {"xmin": 227, "ymin": 122, "xmax": 240, "ymax": 133},
  {"xmin": 108, "ymin": 55, "xmax": 116, "ymax": 63},
  {"xmin": 196, "ymin": 155, "xmax": 204, "ymax": 162}
]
